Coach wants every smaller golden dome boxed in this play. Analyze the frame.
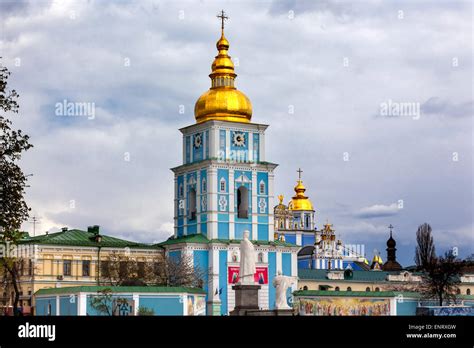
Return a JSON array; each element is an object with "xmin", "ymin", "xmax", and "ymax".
[{"xmin": 288, "ymin": 172, "xmax": 314, "ymax": 211}]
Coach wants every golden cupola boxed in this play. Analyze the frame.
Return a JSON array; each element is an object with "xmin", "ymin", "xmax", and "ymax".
[
  {"xmin": 194, "ymin": 13, "xmax": 252, "ymax": 124},
  {"xmin": 288, "ymin": 169, "xmax": 314, "ymax": 211}
]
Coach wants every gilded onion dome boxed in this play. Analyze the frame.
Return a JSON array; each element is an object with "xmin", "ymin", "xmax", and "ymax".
[
  {"xmin": 194, "ymin": 24, "xmax": 252, "ymax": 123},
  {"xmin": 288, "ymin": 176, "xmax": 314, "ymax": 211}
]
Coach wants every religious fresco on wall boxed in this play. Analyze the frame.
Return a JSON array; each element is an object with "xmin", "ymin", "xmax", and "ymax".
[
  {"xmin": 194, "ymin": 296, "xmax": 206, "ymax": 316},
  {"xmin": 296, "ymin": 297, "xmax": 391, "ymax": 316}
]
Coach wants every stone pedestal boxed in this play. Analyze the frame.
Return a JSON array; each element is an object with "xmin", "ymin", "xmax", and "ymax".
[
  {"xmin": 230, "ymin": 284, "xmax": 261, "ymax": 316},
  {"xmin": 207, "ymin": 300, "xmax": 221, "ymax": 316}
]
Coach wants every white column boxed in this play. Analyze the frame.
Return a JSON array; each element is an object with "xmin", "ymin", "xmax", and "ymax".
[
  {"xmin": 182, "ymin": 135, "xmax": 186, "ymax": 163},
  {"xmin": 268, "ymin": 173, "xmax": 275, "ymax": 241},
  {"xmin": 133, "ymin": 293, "xmax": 139, "ymax": 316},
  {"xmin": 225, "ymin": 129, "xmax": 230, "ymax": 161},
  {"xmin": 183, "ymin": 294, "xmax": 188, "ymax": 316},
  {"xmin": 276, "ymin": 251, "xmax": 282, "ymax": 274},
  {"xmin": 203, "ymin": 129, "xmax": 207, "ymax": 160},
  {"xmin": 251, "ymin": 171, "xmax": 258, "ymax": 240},
  {"xmin": 296, "ymin": 233, "xmax": 302, "ymax": 246},
  {"xmin": 196, "ymin": 171, "xmax": 201, "ymax": 234},
  {"xmin": 207, "ymin": 247, "xmax": 220, "ymax": 304},
  {"xmin": 78, "ymin": 293, "xmax": 87, "ymax": 315},
  {"xmin": 190, "ymin": 134, "xmax": 194, "ymax": 163},
  {"xmin": 56, "ymin": 296, "xmax": 60, "ymax": 316},
  {"xmin": 208, "ymin": 167, "xmax": 218, "ymax": 239},
  {"xmin": 229, "ymin": 169, "xmax": 235, "ymax": 239},
  {"xmin": 248, "ymin": 132, "xmax": 253, "ymax": 162},
  {"xmin": 183, "ymin": 174, "xmax": 188, "ymax": 236},
  {"xmin": 291, "ymin": 252, "xmax": 298, "ymax": 276},
  {"xmin": 259, "ymin": 132, "xmax": 265, "ymax": 162},
  {"xmin": 390, "ymin": 298, "xmax": 397, "ymax": 316},
  {"xmin": 210, "ymin": 126, "xmax": 217, "ymax": 159},
  {"xmin": 174, "ymin": 175, "xmax": 178, "ymax": 238}
]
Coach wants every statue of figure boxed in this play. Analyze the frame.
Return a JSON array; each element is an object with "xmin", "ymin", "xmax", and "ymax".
[
  {"xmin": 273, "ymin": 271, "xmax": 296, "ymax": 309},
  {"xmin": 239, "ymin": 230, "xmax": 256, "ymax": 285}
]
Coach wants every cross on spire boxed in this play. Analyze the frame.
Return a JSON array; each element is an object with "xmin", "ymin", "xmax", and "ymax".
[
  {"xmin": 388, "ymin": 224, "xmax": 394, "ymax": 236},
  {"xmin": 217, "ymin": 10, "xmax": 229, "ymax": 32},
  {"xmin": 297, "ymin": 167, "xmax": 303, "ymax": 180}
]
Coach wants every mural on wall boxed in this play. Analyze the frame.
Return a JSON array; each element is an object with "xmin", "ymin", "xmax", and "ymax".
[
  {"xmin": 195, "ymin": 296, "xmax": 206, "ymax": 316},
  {"xmin": 187, "ymin": 296, "xmax": 195, "ymax": 316},
  {"xmin": 296, "ymin": 297, "xmax": 391, "ymax": 316}
]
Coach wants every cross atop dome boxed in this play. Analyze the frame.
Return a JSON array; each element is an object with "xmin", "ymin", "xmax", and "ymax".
[
  {"xmin": 297, "ymin": 167, "xmax": 303, "ymax": 180},
  {"xmin": 217, "ymin": 10, "xmax": 229, "ymax": 32}
]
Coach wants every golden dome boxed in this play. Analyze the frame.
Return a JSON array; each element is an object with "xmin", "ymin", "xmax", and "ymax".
[
  {"xmin": 288, "ymin": 175, "xmax": 314, "ymax": 211},
  {"xmin": 194, "ymin": 26, "xmax": 252, "ymax": 124}
]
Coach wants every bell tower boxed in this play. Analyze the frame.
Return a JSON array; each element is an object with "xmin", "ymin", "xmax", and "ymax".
[
  {"xmin": 172, "ymin": 11, "xmax": 278, "ymax": 242},
  {"xmin": 162, "ymin": 12, "xmax": 299, "ymax": 316}
]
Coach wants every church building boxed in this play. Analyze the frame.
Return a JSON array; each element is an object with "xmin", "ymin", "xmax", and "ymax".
[
  {"xmin": 158, "ymin": 13, "xmax": 299, "ymax": 315},
  {"xmin": 274, "ymin": 173, "xmax": 368, "ymax": 270}
]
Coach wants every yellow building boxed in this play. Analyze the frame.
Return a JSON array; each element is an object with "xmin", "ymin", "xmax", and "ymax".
[{"xmin": 1, "ymin": 225, "xmax": 162, "ymax": 315}]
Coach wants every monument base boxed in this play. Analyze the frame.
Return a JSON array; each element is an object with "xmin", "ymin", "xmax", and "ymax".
[
  {"xmin": 229, "ymin": 284, "xmax": 261, "ymax": 316},
  {"xmin": 245, "ymin": 308, "xmax": 295, "ymax": 316},
  {"xmin": 207, "ymin": 300, "xmax": 221, "ymax": 316}
]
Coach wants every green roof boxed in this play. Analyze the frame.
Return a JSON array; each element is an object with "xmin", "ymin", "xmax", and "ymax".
[
  {"xmin": 35, "ymin": 286, "xmax": 205, "ymax": 296},
  {"xmin": 298, "ymin": 269, "xmax": 399, "ymax": 282},
  {"xmin": 157, "ymin": 234, "xmax": 298, "ymax": 248},
  {"xmin": 157, "ymin": 234, "xmax": 210, "ymax": 246},
  {"xmin": 19, "ymin": 229, "xmax": 159, "ymax": 249},
  {"xmin": 293, "ymin": 290, "xmax": 421, "ymax": 298}
]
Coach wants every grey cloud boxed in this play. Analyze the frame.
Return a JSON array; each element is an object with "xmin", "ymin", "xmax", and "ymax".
[{"xmin": 421, "ymin": 97, "xmax": 473, "ymax": 118}]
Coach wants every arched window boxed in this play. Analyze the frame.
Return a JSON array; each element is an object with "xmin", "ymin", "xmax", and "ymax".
[
  {"xmin": 456, "ymin": 288, "xmax": 461, "ymax": 294},
  {"xmin": 237, "ymin": 186, "xmax": 249, "ymax": 218},
  {"xmin": 366, "ymin": 287, "xmax": 371, "ymax": 292},
  {"xmin": 347, "ymin": 287, "xmax": 352, "ymax": 291},
  {"xmin": 467, "ymin": 289, "xmax": 471, "ymax": 295},
  {"xmin": 305, "ymin": 214, "xmax": 310, "ymax": 228},
  {"xmin": 335, "ymin": 287, "xmax": 340, "ymax": 291},
  {"xmin": 303, "ymin": 286, "xmax": 308, "ymax": 291},
  {"xmin": 220, "ymin": 178, "xmax": 226, "ymax": 192},
  {"xmin": 179, "ymin": 183, "xmax": 184, "ymax": 198},
  {"xmin": 202, "ymin": 178, "xmax": 207, "ymax": 193},
  {"xmin": 375, "ymin": 287, "xmax": 380, "ymax": 292},
  {"xmin": 259, "ymin": 180, "xmax": 265, "ymax": 194},
  {"xmin": 189, "ymin": 188, "xmax": 196, "ymax": 220}
]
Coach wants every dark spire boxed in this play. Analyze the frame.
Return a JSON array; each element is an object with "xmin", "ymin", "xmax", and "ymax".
[{"xmin": 382, "ymin": 224, "xmax": 402, "ymax": 271}]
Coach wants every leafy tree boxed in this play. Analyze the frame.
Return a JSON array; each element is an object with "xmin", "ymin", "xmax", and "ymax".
[{"xmin": 0, "ymin": 60, "xmax": 33, "ymax": 316}]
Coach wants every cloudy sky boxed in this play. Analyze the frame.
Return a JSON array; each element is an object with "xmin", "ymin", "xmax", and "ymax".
[{"xmin": 1, "ymin": 0, "xmax": 472, "ymax": 265}]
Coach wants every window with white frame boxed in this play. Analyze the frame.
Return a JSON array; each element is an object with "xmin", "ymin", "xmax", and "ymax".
[{"xmin": 220, "ymin": 178, "xmax": 226, "ymax": 192}]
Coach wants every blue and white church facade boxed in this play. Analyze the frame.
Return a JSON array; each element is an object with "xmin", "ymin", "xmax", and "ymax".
[{"xmin": 159, "ymin": 23, "xmax": 299, "ymax": 315}]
